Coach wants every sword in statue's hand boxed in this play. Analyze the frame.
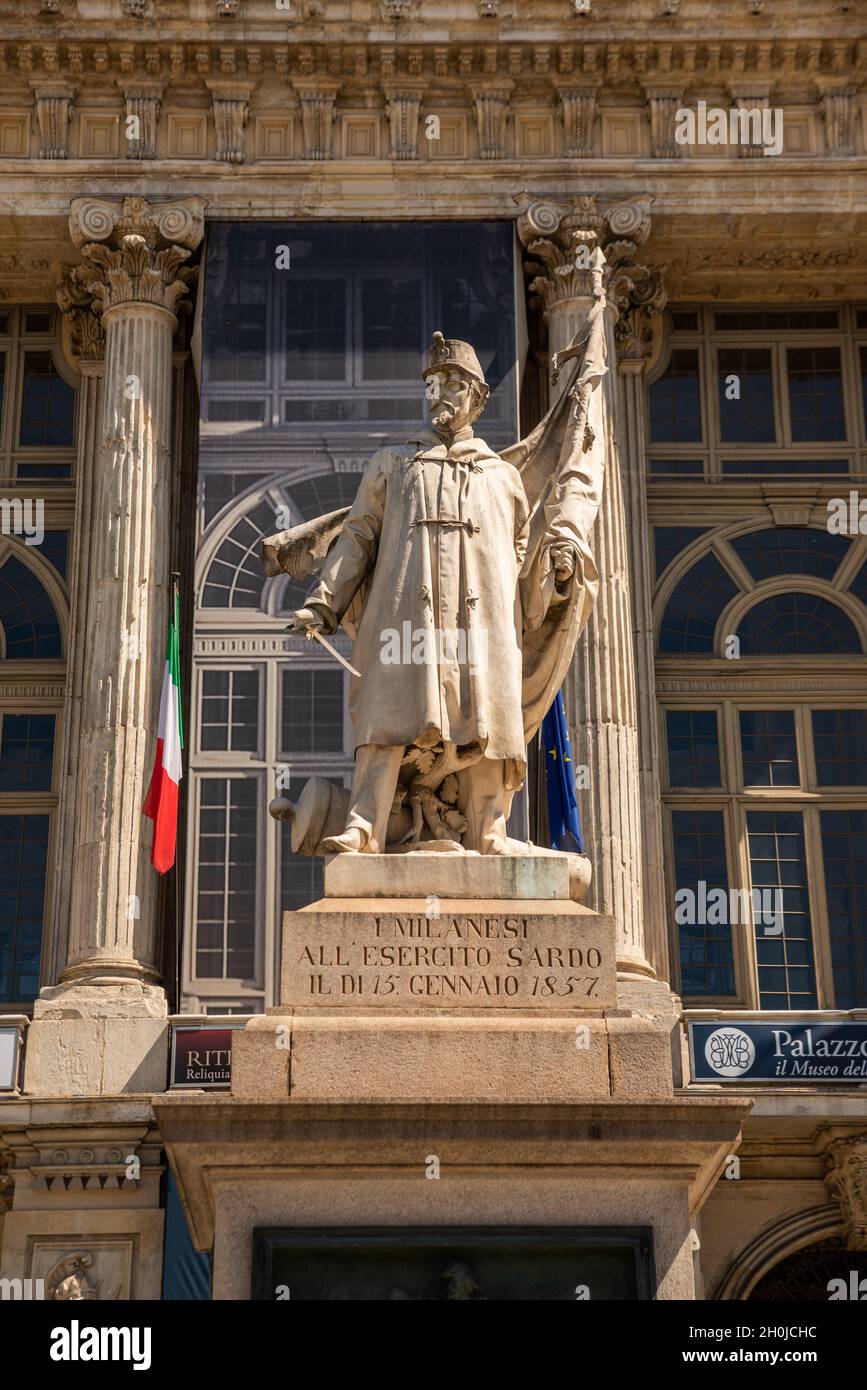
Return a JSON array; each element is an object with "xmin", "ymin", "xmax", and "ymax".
[{"xmin": 287, "ymin": 611, "xmax": 361, "ymax": 678}]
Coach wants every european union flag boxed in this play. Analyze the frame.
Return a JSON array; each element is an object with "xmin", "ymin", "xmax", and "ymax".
[{"xmin": 542, "ymin": 690, "xmax": 583, "ymax": 853}]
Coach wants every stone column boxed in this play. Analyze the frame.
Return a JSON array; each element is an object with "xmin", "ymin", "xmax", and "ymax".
[
  {"xmin": 49, "ymin": 198, "xmax": 204, "ymax": 996},
  {"xmin": 518, "ymin": 196, "xmax": 665, "ymax": 981}
]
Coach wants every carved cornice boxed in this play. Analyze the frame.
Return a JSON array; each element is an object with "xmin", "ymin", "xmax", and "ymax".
[
  {"xmin": 29, "ymin": 80, "xmax": 76, "ymax": 159},
  {"xmin": 205, "ymin": 79, "xmax": 255, "ymax": 164},
  {"xmin": 118, "ymin": 80, "xmax": 164, "ymax": 161},
  {"xmin": 383, "ymin": 81, "xmax": 425, "ymax": 160},
  {"xmin": 517, "ymin": 195, "xmax": 666, "ymax": 361},
  {"xmin": 823, "ymin": 1133, "xmax": 867, "ymax": 1251},
  {"xmin": 294, "ymin": 78, "xmax": 339, "ymax": 159},
  {"xmin": 58, "ymin": 196, "xmax": 206, "ymax": 331}
]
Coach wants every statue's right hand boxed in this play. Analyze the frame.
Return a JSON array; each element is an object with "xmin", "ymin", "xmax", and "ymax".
[{"xmin": 287, "ymin": 607, "xmax": 325, "ymax": 633}]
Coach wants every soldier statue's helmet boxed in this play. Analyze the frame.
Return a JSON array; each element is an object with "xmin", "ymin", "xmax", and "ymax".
[{"xmin": 423, "ymin": 331, "xmax": 489, "ymax": 396}]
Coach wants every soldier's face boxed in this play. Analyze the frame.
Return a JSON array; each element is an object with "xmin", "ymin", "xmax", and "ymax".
[{"xmin": 426, "ymin": 369, "xmax": 478, "ymax": 432}]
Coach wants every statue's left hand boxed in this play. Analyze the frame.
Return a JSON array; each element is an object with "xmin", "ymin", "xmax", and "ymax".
[{"xmin": 550, "ymin": 543, "xmax": 576, "ymax": 583}]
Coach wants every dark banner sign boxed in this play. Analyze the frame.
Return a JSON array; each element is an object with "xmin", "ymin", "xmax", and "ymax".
[
  {"xmin": 689, "ymin": 1020, "xmax": 867, "ymax": 1083},
  {"xmin": 170, "ymin": 1026, "xmax": 243, "ymax": 1089}
]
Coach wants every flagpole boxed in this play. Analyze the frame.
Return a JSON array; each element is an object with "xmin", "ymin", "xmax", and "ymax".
[{"xmin": 171, "ymin": 570, "xmax": 181, "ymax": 1016}]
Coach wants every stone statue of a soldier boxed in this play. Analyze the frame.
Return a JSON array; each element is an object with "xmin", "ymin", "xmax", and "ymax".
[{"xmin": 264, "ymin": 254, "xmax": 609, "ymax": 861}]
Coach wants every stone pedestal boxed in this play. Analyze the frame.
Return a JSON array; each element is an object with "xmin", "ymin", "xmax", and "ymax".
[{"xmin": 155, "ymin": 856, "xmax": 743, "ymax": 1301}]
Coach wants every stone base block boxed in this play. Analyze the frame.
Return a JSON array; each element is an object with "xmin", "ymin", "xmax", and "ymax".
[
  {"xmin": 232, "ymin": 1011, "xmax": 674, "ymax": 1102},
  {"xmin": 24, "ymin": 985, "xmax": 169, "ymax": 1096},
  {"xmin": 324, "ymin": 851, "xmax": 591, "ymax": 903}
]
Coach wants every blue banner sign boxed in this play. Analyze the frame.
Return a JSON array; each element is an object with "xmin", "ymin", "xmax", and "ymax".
[{"xmin": 689, "ymin": 1021, "xmax": 867, "ymax": 1083}]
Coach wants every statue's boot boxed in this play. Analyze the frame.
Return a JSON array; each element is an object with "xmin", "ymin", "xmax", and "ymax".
[{"xmin": 321, "ymin": 827, "xmax": 366, "ymax": 854}]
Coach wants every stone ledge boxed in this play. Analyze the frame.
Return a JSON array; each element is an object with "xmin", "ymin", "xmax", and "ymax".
[{"xmin": 324, "ymin": 851, "xmax": 591, "ymax": 903}]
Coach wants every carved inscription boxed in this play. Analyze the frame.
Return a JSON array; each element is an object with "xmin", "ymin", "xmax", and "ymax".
[{"xmin": 281, "ymin": 910, "xmax": 615, "ymax": 1009}]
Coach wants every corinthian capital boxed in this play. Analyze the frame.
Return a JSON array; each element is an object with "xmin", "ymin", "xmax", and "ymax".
[
  {"xmin": 517, "ymin": 194, "xmax": 666, "ymax": 362},
  {"xmin": 824, "ymin": 1132, "xmax": 867, "ymax": 1251},
  {"xmin": 61, "ymin": 196, "xmax": 207, "ymax": 325}
]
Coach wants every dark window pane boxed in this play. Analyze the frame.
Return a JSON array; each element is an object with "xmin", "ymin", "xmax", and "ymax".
[
  {"xmin": 849, "ymin": 558, "xmax": 867, "ymax": 608},
  {"xmin": 666, "ymin": 710, "xmax": 721, "ymax": 787},
  {"xmin": 281, "ymin": 668, "xmax": 343, "ymax": 753},
  {"xmin": 279, "ymin": 777, "xmax": 334, "ymax": 912},
  {"xmin": 201, "ymin": 499, "xmax": 280, "ymax": 609},
  {"xmin": 739, "ymin": 710, "xmax": 799, "ymax": 786},
  {"xmin": 737, "ymin": 593, "xmax": 861, "ymax": 655},
  {"xmin": 288, "ymin": 473, "xmax": 363, "ymax": 521},
  {"xmin": 286, "ymin": 279, "xmax": 348, "ymax": 381},
  {"xmin": 822, "ymin": 809, "xmax": 867, "ymax": 1008},
  {"xmin": 201, "ymin": 670, "xmax": 260, "ymax": 753},
  {"xmin": 38, "ymin": 531, "xmax": 69, "ymax": 580},
  {"xmin": 718, "ymin": 347, "xmax": 775, "ymax": 443},
  {"xmin": 671, "ymin": 311, "xmax": 699, "ymax": 331},
  {"xmin": 861, "ymin": 346, "xmax": 867, "ymax": 440},
  {"xmin": 649, "ymin": 459, "xmax": 704, "ymax": 477},
  {"xmin": 19, "ymin": 350, "xmax": 76, "ymax": 447},
  {"xmin": 654, "ymin": 527, "xmax": 708, "ymax": 578},
  {"xmin": 671, "ymin": 810, "xmax": 735, "ymax": 997},
  {"xmin": 0, "ymin": 557, "xmax": 62, "ymax": 658},
  {"xmin": 659, "ymin": 553, "xmax": 739, "ymax": 654},
  {"xmin": 730, "ymin": 527, "xmax": 850, "ymax": 582},
  {"xmin": 0, "ymin": 713, "xmax": 55, "ymax": 791},
  {"xmin": 195, "ymin": 778, "xmax": 258, "ymax": 982},
  {"xmin": 721, "ymin": 458, "xmax": 848, "ymax": 477},
  {"xmin": 812, "ymin": 710, "xmax": 867, "ymax": 786},
  {"xmin": 747, "ymin": 810, "xmax": 816, "ymax": 1009},
  {"xmin": 0, "ymin": 814, "xmax": 48, "ymax": 1003},
  {"xmin": 0, "ymin": 352, "xmax": 5, "ymax": 435},
  {"xmin": 649, "ymin": 349, "xmax": 702, "ymax": 443},
  {"xmin": 787, "ymin": 346, "xmax": 846, "ymax": 442},
  {"xmin": 360, "ymin": 277, "xmax": 425, "ymax": 381},
  {"xmin": 714, "ymin": 310, "xmax": 839, "ymax": 331}
]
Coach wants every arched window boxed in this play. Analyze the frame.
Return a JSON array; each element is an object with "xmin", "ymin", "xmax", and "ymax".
[
  {"xmin": 659, "ymin": 553, "xmax": 739, "ymax": 653},
  {"xmin": 736, "ymin": 592, "xmax": 862, "ymax": 655},
  {"xmin": 0, "ymin": 555, "xmax": 62, "ymax": 659},
  {"xmin": 655, "ymin": 515, "xmax": 867, "ymax": 1012}
]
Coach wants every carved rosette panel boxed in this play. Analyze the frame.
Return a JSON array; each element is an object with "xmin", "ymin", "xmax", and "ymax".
[
  {"xmin": 294, "ymin": 79, "xmax": 339, "ymax": 160},
  {"xmin": 121, "ymin": 83, "xmax": 163, "ymax": 160},
  {"xmin": 825, "ymin": 1134, "xmax": 867, "ymax": 1251},
  {"xmin": 59, "ymin": 196, "xmax": 206, "ymax": 330},
  {"xmin": 517, "ymin": 194, "xmax": 666, "ymax": 362},
  {"xmin": 31, "ymin": 83, "xmax": 76, "ymax": 159}
]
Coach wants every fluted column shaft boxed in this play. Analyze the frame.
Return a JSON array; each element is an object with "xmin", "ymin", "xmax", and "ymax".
[
  {"xmin": 62, "ymin": 300, "xmax": 176, "ymax": 982},
  {"xmin": 617, "ymin": 357, "xmax": 670, "ymax": 982},
  {"xmin": 545, "ymin": 297, "xmax": 651, "ymax": 976}
]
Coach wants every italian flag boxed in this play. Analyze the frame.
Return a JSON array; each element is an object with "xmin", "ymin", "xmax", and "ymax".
[{"xmin": 143, "ymin": 582, "xmax": 184, "ymax": 873}]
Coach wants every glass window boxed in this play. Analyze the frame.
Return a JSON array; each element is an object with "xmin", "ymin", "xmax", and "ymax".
[
  {"xmin": 671, "ymin": 310, "xmax": 699, "ymax": 331},
  {"xmin": 820, "ymin": 809, "xmax": 867, "ymax": 1008},
  {"xmin": 671, "ymin": 810, "xmax": 736, "ymax": 997},
  {"xmin": 24, "ymin": 310, "xmax": 54, "ymax": 334},
  {"xmin": 285, "ymin": 278, "xmax": 348, "ymax": 382},
  {"xmin": 721, "ymin": 458, "xmax": 848, "ymax": 477},
  {"xmin": 714, "ymin": 310, "xmax": 839, "ymax": 331},
  {"xmin": 860, "ymin": 345, "xmax": 867, "ymax": 438},
  {"xmin": 0, "ymin": 713, "xmax": 55, "ymax": 791},
  {"xmin": 200, "ymin": 670, "xmax": 259, "ymax": 753},
  {"xmin": 281, "ymin": 669, "xmax": 344, "ymax": 753},
  {"xmin": 18, "ymin": 350, "xmax": 76, "ymax": 447},
  {"xmin": 786, "ymin": 346, "xmax": 846, "ymax": 442},
  {"xmin": 195, "ymin": 778, "xmax": 258, "ymax": 981},
  {"xmin": 0, "ymin": 557, "xmax": 62, "ymax": 659},
  {"xmin": 360, "ymin": 277, "xmax": 425, "ymax": 381},
  {"xmin": 811, "ymin": 710, "xmax": 867, "ymax": 785},
  {"xmin": 0, "ymin": 351, "xmax": 5, "ymax": 435},
  {"xmin": 649, "ymin": 459, "xmax": 703, "ymax": 477},
  {"xmin": 654, "ymin": 527, "xmax": 708, "ymax": 578},
  {"xmin": 730, "ymin": 527, "xmax": 849, "ymax": 582},
  {"xmin": 659, "ymin": 553, "xmax": 739, "ymax": 653},
  {"xmin": 38, "ymin": 531, "xmax": 69, "ymax": 581},
  {"xmin": 717, "ymin": 347, "xmax": 775, "ymax": 443},
  {"xmin": 201, "ymin": 499, "xmax": 279, "ymax": 609},
  {"xmin": 739, "ymin": 710, "xmax": 799, "ymax": 786},
  {"xmin": 737, "ymin": 593, "xmax": 861, "ymax": 655},
  {"xmin": 747, "ymin": 810, "xmax": 817, "ymax": 1009},
  {"xmin": 0, "ymin": 813, "xmax": 48, "ymax": 1003},
  {"xmin": 666, "ymin": 710, "xmax": 721, "ymax": 787},
  {"xmin": 649, "ymin": 348, "xmax": 702, "ymax": 443}
]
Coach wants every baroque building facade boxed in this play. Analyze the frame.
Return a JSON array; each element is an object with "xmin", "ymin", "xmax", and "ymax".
[{"xmin": 0, "ymin": 0, "xmax": 866, "ymax": 1301}]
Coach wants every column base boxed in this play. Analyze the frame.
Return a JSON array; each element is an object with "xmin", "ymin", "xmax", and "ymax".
[{"xmin": 26, "ymin": 981, "xmax": 168, "ymax": 1097}]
